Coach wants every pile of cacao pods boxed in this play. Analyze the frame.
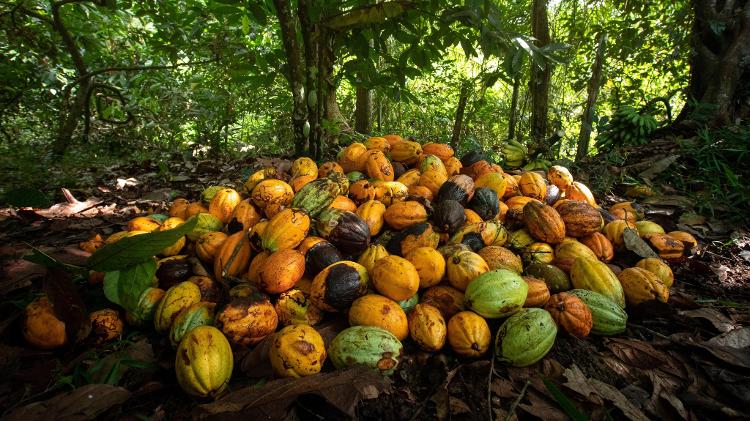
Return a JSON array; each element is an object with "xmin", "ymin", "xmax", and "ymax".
[{"xmin": 21, "ymin": 135, "xmax": 698, "ymax": 399}]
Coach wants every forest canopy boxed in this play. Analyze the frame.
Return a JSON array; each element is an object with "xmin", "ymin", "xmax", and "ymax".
[{"xmin": 1, "ymin": 0, "xmax": 748, "ymax": 214}]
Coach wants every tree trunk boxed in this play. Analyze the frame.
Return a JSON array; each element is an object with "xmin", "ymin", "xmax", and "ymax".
[
  {"xmin": 355, "ymin": 84, "xmax": 372, "ymax": 134},
  {"xmin": 507, "ymin": 75, "xmax": 521, "ymax": 140},
  {"xmin": 679, "ymin": 0, "xmax": 750, "ymax": 125},
  {"xmin": 451, "ymin": 82, "xmax": 470, "ymax": 148},
  {"xmin": 298, "ymin": 0, "xmax": 321, "ymax": 158},
  {"xmin": 576, "ymin": 32, "xmax": 607, "ymax": 161},
  {"xmin": 53, "ymin": 79, "xmax": 91, "ymax": 156},
  {"xmin": 273, "ymin": 0, "xmax": 308, "ymax": 157},
  {"xmin": 320, "ymin": 29, "xmax": 351, "ymax": 142},
  {"xmin": 529, "ymin": 0, "xmax": 551, "ymax": 155},
  {"xmin": 50, "ymin": 0, "xmax": 90, "ymax": 157}
]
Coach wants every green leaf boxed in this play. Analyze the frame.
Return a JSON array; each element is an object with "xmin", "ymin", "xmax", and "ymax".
[
  {"xmin": 241, "ymin": 14, "xmax": 250, "ymax": 35},
  {"xmin": 541, "ymin": 376, "xmax": 589, "ymax": 421},
  {"xmin": 103, "ymin": 259, "xmax": 157, "ymax": 310},
  {"xmin": 89, "ymin": 216, "xmax": 197, "ymax": 271},
  {"xmin": 623, "ymin": 228, "xmax": 659, "ymax": 258},
  {"xmin": 24, "ymin": 247, "xmax": 67, "ymax": 270}
]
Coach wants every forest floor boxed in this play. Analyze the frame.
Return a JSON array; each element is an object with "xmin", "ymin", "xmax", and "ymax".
[{"xmin": 0, "ymin": 151, "xmax": 749, "ymax": 420}]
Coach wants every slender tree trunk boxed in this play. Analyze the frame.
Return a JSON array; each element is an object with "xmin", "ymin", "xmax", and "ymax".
[
  {"xmin": 376, "ymin": 92, "xmax": 382, "ymax": 132},
  {"xmin": 576, "ymin": 32, "xmax": 607, "ymax": 161},
  {"xmin": 273, "ymin": 0, "xmax": 307, "ymax": 157},
  {"xmin": 298, "ymin": 0, "xmax": 321, "ymax": 158},
  {"xmin": 451, "ymin": 82, "xmax": 470, "ymax": 148},
  {"xmin": 507, "ymin": 75, "xmax": 521, "ymax": 140},
  {"xmin": 355, "ymin": 84, "xmax": 372, "ymax": 134},
  {"xmin": 677, "ymin": 0, "xmax": 750, "ymax": 125},
  {"xmin": 529, "ymin": 0, "xmax": 551, "ymax": 155},
  {"xmin": 51, "ymin": 0, "xmax": 90, "ymax": 156},
  {"xmin": 320, "ymin": 29, "xmax": 351, "ymax": 141}
]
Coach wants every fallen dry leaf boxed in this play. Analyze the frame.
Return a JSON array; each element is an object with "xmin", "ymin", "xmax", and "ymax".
[
  {"xmin": 640, "ymin": 155, "xmax": 680, "ymax": 180},
  {"xmin": 491, "ymin": 377, "xmax": 516, "ymax": 399},
  {"xmin": 0, "ymin": 258, "xmax": 46, "ymax": 295},
  {"xmin": 589, "ymin": 378, "xmax": 649, "ymax": 421},
  {"xmin": 33, "ymin": 188, "xmax": 102, "ymax": 218},
  {"xmin": 562, "ymin": 365, "xmax": 603, "ymax": 405},
  {"xmin": 605, "ymin": 338, "xmax": 670, "ymax": 369},
  {"xmin": 680, "ymin": 390, "xmax": 744, "ymax": 418},
  {"xmin": 700, "ymin": 363, "xmax": 750, "ymax": 404},
  {"xmin": 449, "ymin": 396, "xmax": 471, "ymax": 415},
  {"xmin": 239, "ymin": 335, "xmax": 273, "ymax": 379},
  {"xmin": 115, "ymin": 178, "xmax": 139, "ymax": 190},
  {"xmin": 43, "ymin": 268, "xmax": 90, "ymax": 344},
  {"xmin": 678, "ymin": 308, "xmax": 737, "ymax": 333},
  {"xmin": 599, "ymin": 354, "xmax": 640, "ymax": 384},
  {"xmin": 5, "ymin": 384, "xmax": 130, "ymax": 421},
  {"xmin": 706, "ymin": 326, "xmax": 750, "ymax": 348},
  {"xmin": 518, "ymin": 389, "xmax": 568, "ymax": 421},
  {"xmin": 672, "ymin": 332, "xmax": 750, "ymax": 369},
  {"xmin": 678, "ymin": 212, "xmax": 706, "ymax": 226},
  {"xmin": 642, "ymin": 195, "xmax": 693, "ymax": 208},
  {"xmin": 646, "ymin": 370, "xmax": 688, "ymax": 419},
  {"xmin": 195, "ymin": 366, "xmax": 391, "ymax": 419}
]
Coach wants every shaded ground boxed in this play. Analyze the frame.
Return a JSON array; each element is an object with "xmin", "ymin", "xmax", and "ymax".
[{"xmin": 0, "ymin": 151, "xmax": 749, "ymax": 420}]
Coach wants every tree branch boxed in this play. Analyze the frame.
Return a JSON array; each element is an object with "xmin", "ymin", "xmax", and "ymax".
[
  {"xmin": 92, "ymin": 83, "xmax": 132, "ymax": 124},
  {"xmin": 12, "ymin": 5, "xmax": 53, "ymax": 24},
  {"xmin": 51, "ymin": 0, "xmax": 89, "ymax": 74},
  {"xmin": 71, "ymin": 58, "xmax": 221, "ymax": 86},
  {"xmin": 323, "ymin": 1, "xmax": 411, "ymax": 31}
]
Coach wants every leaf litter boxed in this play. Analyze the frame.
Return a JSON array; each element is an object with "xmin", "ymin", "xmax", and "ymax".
[{"xmin": 0, "ymin": 155, "xmax": 748, "ymax": 420}]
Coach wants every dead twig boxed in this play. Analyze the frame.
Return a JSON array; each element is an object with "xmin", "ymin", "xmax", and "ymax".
[
  {"xmin": 504, "ymin": 380, "xmax": 530, "ymax": 421},
  {"xmin": 487, "ymin": 355, "xmax": 495, "ymax": 421}
]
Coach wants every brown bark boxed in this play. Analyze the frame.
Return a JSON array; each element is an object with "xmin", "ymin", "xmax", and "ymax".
[
  {"xmin": 529, "ymin": 0, "xmax": 551, "ymax": 155},
  {"xmin": 681, "ymin": 0, "xmax": 750, "ymax": 124},
  {"xmin": 273, "ymin": 0, "xmax": 308, "ymax": 157},
  {"xmin": 320, "ymin": 29, "xmax": 351, "ymax": 137},
  {"xmin": 298, "ymin": 0, "xmax": 321, "ymax": 159},
  {"xmin": 355, "ymin": 83, "xmax": 372, "ymax": 134},
  {"xmin": 576, "ymin": 32, "xmax": 607, "ymax": 161},
  {"xmin": 51, "ymin": 0, "xmax": 91, "ymax": 156},
  {"xmin": 507, "ymin": 75, "xmax": 521, "ymax": 140},
  {"xmin": 451, "ymin": 82, "xmax": 471, "ymax": 148}
]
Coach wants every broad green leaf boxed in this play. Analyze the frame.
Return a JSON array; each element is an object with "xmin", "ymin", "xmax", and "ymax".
[
  {"xmin": 89, "ymin": 216, "xmax": 197, "ymax": 271},
  {"xmin": 103, "ymin": 259, "xmax": 157, "ymax": 310}
]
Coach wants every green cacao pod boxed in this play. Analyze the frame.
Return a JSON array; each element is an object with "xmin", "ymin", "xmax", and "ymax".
[
  {"xmin": 292, "ymin": 178, "xmax": 341, "ymax": 217},
  {"xmin": 329, "ymin": 326, "xmax": 403, "ymax": 375},
  {"xmin": 201, "ymin": 186, "xmax": 225, "ymax": 206},
  {"xmin": 464, "ymin": 269, "xmax": 528, "ymax": 318},
  {"xmin": 175, "ymin": 326, "xmax": 233, "ymax": 397},
  {"xmin": 567, "ymin": 289, "xmax": 627, "ymax": 335},
  {"xmin": 495, "ymin": 308, "xmax": 557, "ymax": 367},
  {"xmin": 570, "ymin": 258, "xmax": 625, "ymax": 308},
  {"xmin": 154, "ymin": 281, "xmax": 202, "ymax": 334},
  {"xmin": 125, "ymin": 287, "xmax": 165, "ymax": 326},
  {"xmin": 524, "ymin": 263, "xmax": 571, "ymax": 293},
  {"xmin": 186, "ymin": 213, "xmax": 224, "ymax": 241},
  {"xmin": 169, "ymin": 301, "xmax": 216, "ymax": 347},
  {"xmin": 397, "ymin": 294, "xmax": 419, "ymax": 313}
]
